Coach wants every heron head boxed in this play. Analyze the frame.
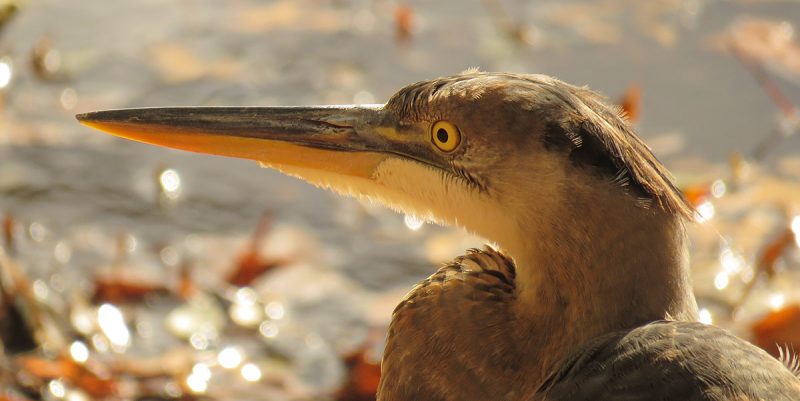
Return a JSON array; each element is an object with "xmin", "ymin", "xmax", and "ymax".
[{"xmin": 77, "ymin": 72, "xmax": 691, "ymax": 249}]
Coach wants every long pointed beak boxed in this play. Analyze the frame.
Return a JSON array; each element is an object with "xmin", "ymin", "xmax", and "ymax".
[{"xmin": 76, "ymin": 105, "xmax": 392, "ymax": 179}]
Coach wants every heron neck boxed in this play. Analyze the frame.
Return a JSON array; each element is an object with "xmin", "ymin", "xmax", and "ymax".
[{"xmin": 499, "ymin": 185, "xmax": 698, "ymax": 382}]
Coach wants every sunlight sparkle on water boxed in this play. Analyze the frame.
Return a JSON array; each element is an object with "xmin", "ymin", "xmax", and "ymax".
[
  {"xmin": 218, "ymin": 346, "xmax": 243, "ymax": 369},
  {"xmin": 710, "ymin": 180, "xmax": 726, "ymax": 198},
  {"xmin": 230, "ymin": 302, "xmax": 263, "ymax": 327},
  {"xmin": 241, "ymin": 363, "xmax": 262, "ymax": 382},
  {"xmin": 404, "ymin": 214, "xmax": 424, "ymax": 231},
  {"xmin": 97, "ymin": 304, "xmax": 131, "ymax": 349},
  {"xmin": 160, "ymin": 246, "xmax": 179, "ymax": 267},
  {"xmin": 698, "ymin": 308, "xmax": 713, "ymax": 325},
  {"xmin": 60, "ymin": 88, "xmax": 78, "ymax": 110},
  {"xmin": 694, "ymin": 201, "xmax": 715, "ymax": 223},
  {"xmin": 69, "ymin": 341, "xmax": 89, "ymax": 363},
  {"xmin": 28, "ymin": 222, "xmax": 46, "ymax": 242},
  {"xmin": 265, "ymin": 301, "xmax": 285, "ymax": 320},
  {"xmin": 713, "ymin": 272, "xmax": 729, "ymax": 290},
  {"xmin": 0, "ymin": 59, "xmax": 12, "ymax": 88},
  {"xmin": 65, "ymin": 390, "xmax": 89, "ymax": 401},
  {"xmin": 259, "ymin": 321, "xmax": 279, "ymax": 338},
  {"xmin": 190, "ymin": 332, "xmax": 210, "ymax": 350},
  {"xmin": 167, "ymin": 308, "xmax": 195, "ymax": 337},
  {"xmin": 49, "ymin": 380, "xmax": 66, "ymax": 398},
  {"xmin": 235, "ymin": 287, "xmax": 258, "ymax": 305},
  {"xmin": 185, "ymin": 373, "xmax": 208, "ymax": 394},
  {"xmin": 159, "ymin": 169, "xmax": 182, "ymax": 199},
  {"xmin": 54, "ymin": 241, "xmax": 72, "ymax": 264},
  {"xmin": 231, "ymin": 287, "xmax": 263, "ymax": 326},
  {"xmin": 769, "ymin": 293, "xmax": 785, "ymax": 310},
  {"xmin": 353, "ymin": 90, "xmax": 375, "ymax": 104},
  {"xmin": 91, "ymin": 334, "xmax": 109, "ymax": 352},
  {"xmin": 192, "ymin": 363, "xmax": 212, "ymax": 381},
  {"xmin": 719, "ymin": 248, "xmax": 743, "ymax": 274},
  {"xmin": 33, "ymin": 280, "xmax": 49, "ymax": 300}
]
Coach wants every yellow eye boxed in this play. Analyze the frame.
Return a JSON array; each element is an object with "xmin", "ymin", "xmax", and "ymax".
[{"xmin": 431, "ymin": 120, "xmax": 461, "ymax": 152}]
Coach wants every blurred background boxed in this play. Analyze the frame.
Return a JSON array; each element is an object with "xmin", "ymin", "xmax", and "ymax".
[{"xmin": 1, "ymin": 0, "xmax": 800, "ymax": 400}]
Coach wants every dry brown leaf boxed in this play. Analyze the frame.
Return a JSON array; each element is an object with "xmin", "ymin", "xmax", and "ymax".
[
  {"xmin": 682, "ymin": 182, "xmax": 711, "ymax": 207},
  {"xmin": 737, "ymin": 227, "xmax": 797, "ymax": 306},
  {"xmin": 752, "ymin": 304, "xmax": 800, "ymax": 358},
  {"xmin": 394, "ymin": 5, "xmax": 414, "ymax": 42},
  {"xmin": 3, "ymin": 213, "xmax": 13, "ymax": 252},
  {"xmin": 16, "ymin": 355, "xmax": 118, "ymax": 398},
  {"xmin": 177, "ymin": 262, "xmax": 197, "ymax": 300},
  {"xmin": 755, "ymin": 229, "xmax": 796, "ymax": 279},
  {"xmin": 227, "ymin": 212, "xmax": 290, "ymax": 287},
  {"xmin": 336, "ymin": 348, "xmax": 382, "ymax": 401},
  {"xmin": 92, "ymin": 277, "xmax": 171, "ymax": 304},
  {"xmin": 0, "ymin": 394, "xmax": 35, "ymax": 401},
  {"xmin": 618, "ymin": 83, "xmax": 642, "ymax": 124}
]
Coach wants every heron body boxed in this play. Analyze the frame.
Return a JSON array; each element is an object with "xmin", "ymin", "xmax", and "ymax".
[{"xmin": 78, "ymin": 72, "xmax": 800, "ymax": 400}]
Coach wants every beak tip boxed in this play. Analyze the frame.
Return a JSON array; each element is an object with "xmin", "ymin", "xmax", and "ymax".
[
  {"xmin": 76, "ymin": 110, "xmax": 119, "ymax": 130},
  {"xmin": 76, "ymin": 111, "xmax": 117, "ymax": 132},
  {"xmin": 75, "ymin": 111, "xmax": 100, "ymax": 125}
]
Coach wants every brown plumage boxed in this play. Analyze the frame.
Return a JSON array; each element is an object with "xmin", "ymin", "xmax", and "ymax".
[
  {"xmin": 539, "ymin": 320, "xmax": 800, "ymax": 400},
  {"xmin": 76, "ymin": 72, "xmax": 800, "ymax": 401},
  {"xmin": 384, "ymin": 73, "xmax": 693, "ymax": 219},
  {"xmin": 376, "ymin": 73, "xmax": 799, "ymax": 400},
  {"xmin": 381, "ymin": 249, "xmax": 800, "ymax": 401}
]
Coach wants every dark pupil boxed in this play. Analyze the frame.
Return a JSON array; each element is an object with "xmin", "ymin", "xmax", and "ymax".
[{"xmin": 436, "ymin": 128, "xmax": 449, "ymax": 143}]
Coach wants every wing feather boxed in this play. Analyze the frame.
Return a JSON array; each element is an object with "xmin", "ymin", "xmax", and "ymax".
[
  {"xmin": 537, "ymin": 321, "xmax": 800, "ymax": 401},
  {"xmin": 379, "ymin": 247, "xmax": 520, "ymax": 401}
]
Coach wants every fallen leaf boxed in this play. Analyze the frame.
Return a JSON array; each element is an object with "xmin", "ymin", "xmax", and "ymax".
[
  {"xmin": 336, "ymin": 348, "xmax": 381, "ymax": 401},
  {"xmin": 682, "ymin": 182, "xmax": 711, "ymax": 207},
  {"xmin": 752, "ymin": 304, "xmax": 800, "ymax": 358},
  {"xmin": 227, "ymin": 212, "xmax": 290, "ymax": 287},
  {"xmin": 755, "ymin": 229, "xmax": 795, "ymax": 279},
  {"xmin": 395, "ymin": 5, "xmax": 414, "ymax": 42},
  {"xmin": 3, "ymin": 213, "xmax": 13, "ymax": 252},
  {"xmin": 16, "ymin": 355, "xmax": 117, "ymax": 398},
  {"xmin": 618, "ymin": 83, "xmax": 642, "ymax": 124},
  {"xmin": 92, "ymin": 278, "xmax": 171, "ymax": 304}
]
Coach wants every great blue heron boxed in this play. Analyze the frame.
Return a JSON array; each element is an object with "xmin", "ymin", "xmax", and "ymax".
[{"xmin": 78, "ymin": 72, "xmax": 800, "ymax": 400}]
